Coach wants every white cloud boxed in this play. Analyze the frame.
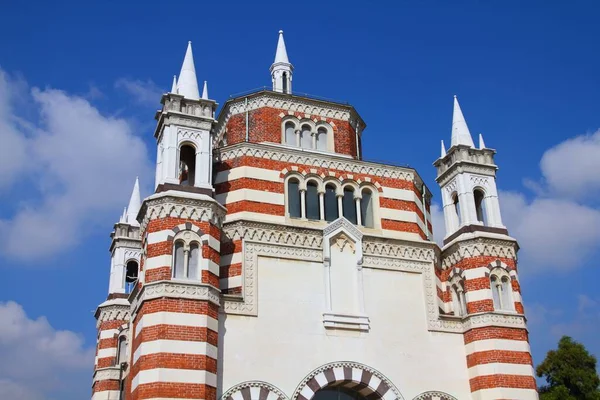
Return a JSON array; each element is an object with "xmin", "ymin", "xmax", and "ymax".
[
  {"xmin": 540, "ymin": 129, "xmax": 600, "ymax": 202},
  {"xmin": 499, "ymin": 191, "xmax": 600, "ymax": 271},
  {"xmin": 0, "ymin": 68, "xmax": 153, "ymax": 260},
  {"xmin": 0, "ymin": 301, "xmax": 94, "ymax": 400},
  {"xmin": 115, "ymin": 78, "xmax": 163, "ymax": 106}
]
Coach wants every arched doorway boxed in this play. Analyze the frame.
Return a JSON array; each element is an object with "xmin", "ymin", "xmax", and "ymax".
[
  {"xmin": 313, "ymin": 386, "xmax": 366, "ymax": 400},
  {"xmin": 292, "ymin": 361, "xmax": 403, "ymax": 400}
]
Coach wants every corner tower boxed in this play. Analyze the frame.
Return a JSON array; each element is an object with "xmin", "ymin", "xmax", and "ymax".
[
  {"xmin": 125, "ymin": 42, "xmax": 226, "ymax": 400},
  {"xmin": 434, "ymin": 96, "xmax": 538, "ymax": 400},
  {"xmin": 92, "ymin": 178, "xmax": 141, "ymax": 400}
]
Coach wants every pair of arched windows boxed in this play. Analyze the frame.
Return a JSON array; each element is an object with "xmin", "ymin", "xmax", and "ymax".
[
  {"xmin": 287, "ymin": 178, "xmax": 375, "ymax": 228},
  {"xmin": 173, "ymin": 240, "xmax": 200, "ymax": 280},
  {"xmin": 284, "ymin": 122, "xmax": 329, "ymax": 151},
  {"xmin": 451, "ymin": 187, "xmax": 488, "ymax": 227},
  {"xmin": 490, "ymin": 271, "xmax": 514, "ymax": 311}
]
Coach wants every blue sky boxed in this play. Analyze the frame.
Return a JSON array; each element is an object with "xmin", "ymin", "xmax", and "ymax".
[{"xmin": 1, "ymin": 1, "xmax": 599, "ymax": 398}]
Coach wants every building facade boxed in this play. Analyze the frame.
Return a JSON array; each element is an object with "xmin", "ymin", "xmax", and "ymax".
[{"xmin": 91, "ymin": 32, "xmax": 538, "ymax": 400}]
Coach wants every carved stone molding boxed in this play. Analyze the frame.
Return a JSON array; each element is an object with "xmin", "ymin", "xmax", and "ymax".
[
  {"xmin": 131, "ymin": 280, "xmax": 220, "ymax": 316},
  {"xmin": 124, "ymin": 250, "xmax": 141, "ymax": 261},
  {"xmin": 93, "ymin": 367, "xmax": 121, "ymax": 383},
  {"xmin": 222, "ymin": 221, "xmax": 323, "ymax": 249},
  {"xmin": 221, "ymin": 381, "xmax": 289, "ymax": 400},
  {"xmin": 217, "ymin": 143, "xmax": 415, "ymax": 182},
  {"xmin": 362, "ymin": 239, "xmax": 436, "ymax": 263},
  {"xmin": 462, "ymin": 312, "xmax": 527, "ymax": 331},
  {"xmin": 323, "ymin": 217, "xmax": 363, "ymax": 240},
  {"xmin": 291, "ymin": 361, "xmax": 404, "ymax": 400},
  {"xmin": 178, "ymin": 128, "xmax": 207, "ymax": 142},
  {"xmin": 437, "ymin": 164, "xmax": 497, "ymax": 187},
  {"xmin": 140, "ymin": 195, "xmax": 227, "ymax": 233},
  {"xmin": 96, "ymin": 303, "xmax": 130, "ymax": 329},
  {"xmin": 442, "ymin": 238, "xmax": 517, "ymax": 268},
  {"xmin": 222, "ymin": 241, "xmax": 322, "ymax": 316},
  {"xmin": 167, "ymin": 115, "xmax": 213, "ymax": 131}
]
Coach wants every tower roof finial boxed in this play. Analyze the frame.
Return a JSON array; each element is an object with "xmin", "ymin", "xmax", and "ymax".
[
  {"xmin": 202, "ymin": 80, "xmax": 208, "ymax": 100},
  {"xmin": 451, "ymin": 95, "xmax": 475, "ymax": 148},
  {"xmin": 125, "ymin": 177, "xmax": 141, "ymax": 227},
  {"xmin": 479, "ymin": 133, "xmax": 486, "ymax": 149},
  {"xmin": 171, "ymin": 75, "xmax": 177, "ymax": 94},
  {"xmin": 441, "ymin": 140, "xmax": 447, "ymax": 157},
  {"xmin": 176, "ymin": 41, "xmax": 200, "ymax": 100},
  {"xmin": 274, "ymin": 30, "xmax": 290, "ymax": 64}
]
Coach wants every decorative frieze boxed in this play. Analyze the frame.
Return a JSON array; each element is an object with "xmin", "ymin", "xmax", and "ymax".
[
  {"xmin": 130, "ymin": 280, "xmax": 221, "ymax": 316},
  {"xmin": 140, "ymin": 194, "xmax": 227, "ymax": 233},
  {"xmin": 217, "ymin": 143, "xmax": 415, "ymax": 182}
]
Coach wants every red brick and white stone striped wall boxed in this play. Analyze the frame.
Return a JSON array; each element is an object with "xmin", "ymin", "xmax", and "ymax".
[
  {"xmin": 126, "ymin": 194, "xmax": 225, "ymax": 400},
  {"xmin": 215, "ymin": 145, "xmax": 434, "ymax": 294},
  {"xmin": 438, "ymin": 250, "xmax": 537, "ymax": 399},
  {"xmin": 92, "ymin": 301, "xmax": 130, "ymax": 400}
]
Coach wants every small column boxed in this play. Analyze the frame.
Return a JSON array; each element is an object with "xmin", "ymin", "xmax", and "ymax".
[
  {"xmin": 355, "ymin": 196, "xmax": 362, "ymax": 226},
  {"xmin": 337, "ymin": 194, "xmax": 344, "ymax": 218},
  {"xmin": 300, "ymin": 189, "xmax": 307, "ymax": 219},
  {"xmin": 295, "ymin": 129, "xmax": 301, "ymax": 147},
  {"xmin": 312, "ymin": 132, "xmax": 317, "ymax": 149},
  {"xmin": 318, "ymin": 191, "xmax": 325, "ymax": 221}
]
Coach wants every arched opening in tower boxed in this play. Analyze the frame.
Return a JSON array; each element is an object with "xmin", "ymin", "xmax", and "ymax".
[{"xmin": 179, "ymin": 144, "xmax": 196, "ymax": 186}]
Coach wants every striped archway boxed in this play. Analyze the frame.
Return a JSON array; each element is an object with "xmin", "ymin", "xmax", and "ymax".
[
  {"xmin": 292, "ymin": 361, "xmax": 404, "ymax": 400},
  {"xmin": 412, "ymin": 391, "xmax": 458, "ymax": 400},
  {"xmin": 221, "ymin": 381, "xmax": 288, "ymax": 400}
]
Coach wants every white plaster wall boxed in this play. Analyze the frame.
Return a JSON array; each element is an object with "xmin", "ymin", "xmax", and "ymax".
[{"xmin": 219, "ymin": 257, "xmax": 472, "ymax": 400}]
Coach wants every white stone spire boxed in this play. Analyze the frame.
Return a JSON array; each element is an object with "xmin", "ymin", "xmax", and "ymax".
[
  {"xmin": 270, "ymin": 30, "xmax": 293, "ymax": 94},
  {"xmin": 479, "ymin": 133, "xmax": 486, "ymax": 149},
  {"xmin": 274, "ymin": 30, "xmax": 290, "ymax": 64},
  {"xmin": 451, "ymin": 95, "xmax": 475, "ymax": 148},
  {"xmin": 441, "ymin": 140, "xmax": 447, "ymax": 157},
  {"xmin": 171, "ymin": 75, "xmax": 177, "ymax": 94},
  {"xmin": 176, "ymin": 41, "xmax": 200, "ymax": 100},
  {"xmin": 125, "ymin": 177, "xmax": 141, "ymax": 226},
  {"xmin": 202, "ymin": 80, "xmax": 208, "ymax": 100}
]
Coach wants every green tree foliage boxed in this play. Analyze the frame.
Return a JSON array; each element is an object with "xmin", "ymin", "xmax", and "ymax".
[{"xmin": 536, "ymin": 336, "xmax": 600, "ymax": 400}]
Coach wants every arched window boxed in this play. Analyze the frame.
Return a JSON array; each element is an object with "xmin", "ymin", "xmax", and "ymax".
[
  {"xmin": 300, "ymin": 125, "xmax": 313, "ymax": 149},
  {"xmin": 306, "ymin": 181, "xmax": 320, "ymax": 220},
  {"xmin": 287, "ymin": 178, "xmax": 301, "ymax": 218},
  {"xmin": 282, "ymin": 72, "xmax": 288, "ymax": 93},
  {"xmin": 342, "ymin": 187, "xmax": 357, "ymax": 224},
  {"xmin": 179, "ymin": 144, "xmax": 196, "ymax": 186},
  {"xmin": 117, "ymin": 335, "xmax": 127, "ymax": 365},
  {"xmin": 501, "ymin": 276, "xmax": 512, "ymax": 310},
  {"xmin": 360, "ymin": 189, "xmax": 374, "ymax": 228},
  {"xmin": 474, "ymin": 189, "xmax": 487, "ymax": 225},
  {"xmin": 125, "ymin": 261, "xmax": 138, "ymax": 294},
  {"xmin": 173, "ymin": 241, "xmax": 185, "ymax": 279},
  {"xmin": 452, "ymin": 192, "xmax": 461, "ymax": 226},
  {"xmin": 316, "ymin": 127, "xmax": 328, "ymax": 151},
  {"xmin": 313, "ymin": 387, "xmax": 366, "ymax": 400},
  {"xmin": 451, "ymin": 283, "xmax": 467, "ymax": 317},
  {"xmin": 188, "ymin": 242, "xmax": 200, "ymax": 280},
  {"xmin": 491, "ymin": 275, "xmax": 501, "ymax": 309},
  {"xmin": 324, "ymin": 184, "xmax": 338, "ymax": 222},
  {"xmin": 285, "ymin": 122, "xmax": 296, "ymax": 146}
]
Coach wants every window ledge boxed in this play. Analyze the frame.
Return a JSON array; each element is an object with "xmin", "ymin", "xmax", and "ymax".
[{"xmin": 323, "ymin": 312, "xmax": 370, "ymax": 331}]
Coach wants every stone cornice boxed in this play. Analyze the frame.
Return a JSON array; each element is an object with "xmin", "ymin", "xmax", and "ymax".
[
  {"xmin": 93, "ymin": 367, "xmax": 121, "ymax": 383},
  {"xmin": 441, "ymin": 235, "xmax": 518, "ymax": 269},
  {"xmin": 216, "ymin": 142, "xmax": 420, "ymax": 184},
  {"xmin": 139, "ymin": 191, "xmax": 227, "ymax": 233},
  {"xmin": 95, "ymin": 301, "xmax": 131, "ymax": 329},
  {"xmin": 131, "ymin": 280, "xmax": 221, "ymax": 318}
]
